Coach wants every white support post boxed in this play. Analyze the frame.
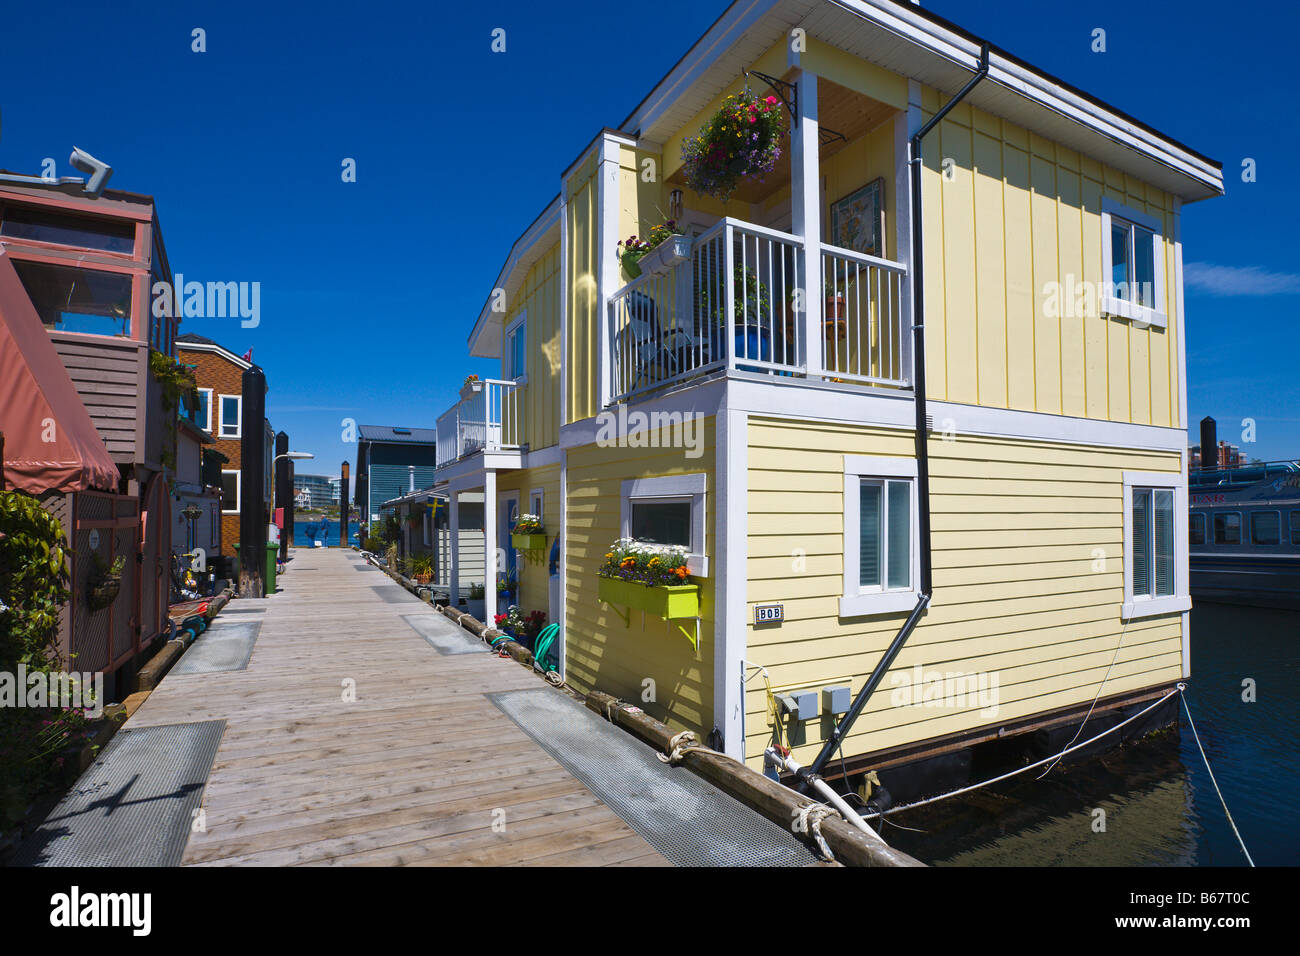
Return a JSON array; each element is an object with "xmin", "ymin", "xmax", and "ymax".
[
  {"xmin": 483, "ymin": 470, "xmax": 497, "ymax": 619},
  {"xmin": 790, "ymin": 68, "xmax": 822, "ymax": 377},
  {"xmin": 449, "ymin": 490, "xmax": 460, "ymax": 606},
  {"xmin": 596, "ymin": 135, "xmax": 622, "ymax": 410},
  {"xmin": 898, "ymin": 79, "xmax": 923, "ymax": 385}
]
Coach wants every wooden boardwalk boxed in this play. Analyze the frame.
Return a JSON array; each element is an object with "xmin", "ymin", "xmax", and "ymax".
[{"xmin": 127, "ymin": 548, "xmax": 669, "ymax": 866}]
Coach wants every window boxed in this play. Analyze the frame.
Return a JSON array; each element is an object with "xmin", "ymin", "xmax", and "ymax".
[
  {"xmin": 1189, "ymin": 512, "xmax": 1206, "ymax": 546},
  {"xmin": 1250, "ymin": 511, "xmax": 1281, "ymax": 546},
  {"xmin": 11, "ymin": 258, "xmax": 133, "ymax": 335},
  {"xmin": 0, "ymin": 204, "xmax": 135, "ymax": 254},
  {"xmin": 620, "ymin": 474, "xmax": 707, "ymax": 575},
  {"xmin": 1292, "ymin": 512, "xmax": 1300, "ymax": 546},
  {"xmin": 1213, "ymin": 512, "xmax": 1241, "ymax": 545},
  {"xmin": 530, "ymin": 488, "xmax": 544, "ymax": 522},
  {"xmin": 631, "ymin": 500, "xmax": 692, "ymax": 547},
  {"xmin": 221, "ymin": 471, "xmax": 240, "ymax": 515},
  {"xmin": 196, "ymin": 388, "xmax": 212, "ymax": 432},
  {"xmin": 1122, "ymin": 472, "xmax": 1190, "ymax": 619},
  {"xmin": 1101, "ymin": 199, "xmax": 1166, "ymax": 329},
  {"xmin": 1131, "ymin": 488, "xmax": 1174, "ymax": 599},
  {"xmin": 505, "ymin": 313, "xmax": 527, "ymax": 381},
  {"xmin": 219, "ymin": 395, "xmax": 241, "ymax": 438},
  {"xmin": 842, "ymin": 456, "xmax": 919, "ymax": 616}
]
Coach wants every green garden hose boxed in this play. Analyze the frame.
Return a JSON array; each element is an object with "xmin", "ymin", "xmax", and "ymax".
[{"xmin": 532, "ymin": 623, "xmax": 561, "ymax": 672}]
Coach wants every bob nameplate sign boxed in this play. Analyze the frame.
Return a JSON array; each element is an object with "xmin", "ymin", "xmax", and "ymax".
[{"xmin": 754, "ymin": 604, "xmax": 784, "ymax": 624}]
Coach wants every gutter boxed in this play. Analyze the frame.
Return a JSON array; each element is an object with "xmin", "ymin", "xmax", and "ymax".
[{"xmin": 796, "ymin": 44, "xmax": 991, "ymax": 792}]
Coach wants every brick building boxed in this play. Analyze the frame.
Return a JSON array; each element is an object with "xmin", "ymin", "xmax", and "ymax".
[{"xmin": 175, "ymin": 333, "xmax": 272, "ymax": 557}]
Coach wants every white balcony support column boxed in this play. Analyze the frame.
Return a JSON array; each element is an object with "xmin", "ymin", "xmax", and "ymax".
[
  {"xmin": 898, "ymin": 79, "xmax": 923, "ymax": 385},
  {"xmin": 790, "ymin": 68, "xmax": 822, "ymax": 376},
  {"xmin": 596, "ymin": 134, "xmax": 622, "ymax": 410},
  {"xmin": 483, "ymin": 469, "xmax": 497, "ymax": 619},
  {"xmin": 449, "ymin": 491, "xmax": 460, "ymax": 606}
]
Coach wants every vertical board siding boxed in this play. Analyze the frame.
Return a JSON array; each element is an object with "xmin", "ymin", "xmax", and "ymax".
[
  {"xmin": 744, "ymin": 415, "xmax": 1183, "ymax": 767},
  {"xmin": 563, "ymin": 418, "xmax": 716, "ymax": 735},
  {"xmin": 495, "ymin": 464, "xmax": 561, "ymax": 617},
  {"xmin": 922, "ymin": 91, "xmax": 1181, "ymax": 428},
  {"xmin": 506, "ymin": 244, "xmax": 561, "ymax": 450},
  {"xmin": 565, "ymin": 161, "xmax": 598, "ymax": 424}
]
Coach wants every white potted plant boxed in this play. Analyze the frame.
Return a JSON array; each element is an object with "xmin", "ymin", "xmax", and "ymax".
[{"xmin": 459, "ymin": 374, "xmax": 483, "ymax": 400}]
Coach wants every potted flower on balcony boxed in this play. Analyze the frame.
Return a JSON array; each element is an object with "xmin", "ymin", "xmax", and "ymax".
[
  {"xmin": 617, "ymin": 220, "xmax": 688, "ymax": 281},
  {"xmin": 459, "ymin": 374, "xmax": 482, "ymax": 400},
  {"xmin": 510, "ymin": 514, "xmax": 546, "ymax": 552},
  {"xmin": 681, "ymin": 91, "xmax": 786, "ymax": 202},
  {"xmin": 597, "ymin": 538, "xmax": 699, "ymax": 620}
]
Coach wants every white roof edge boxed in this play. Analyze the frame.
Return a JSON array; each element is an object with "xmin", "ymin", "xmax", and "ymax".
[
  {"xmin": 468, "ymin": 196, "xmax": 562, "ymax": 358},
  {"xmin": 175, "ymin": 339, "xmax": 253, "ymax": 371},
  {"xmin": 620, "ymin": 0, "xmax": 1221, "ymax": 200},
  {"xmin": 831, "ymin": 0, "xmax": 1222, "ymax": 194}
]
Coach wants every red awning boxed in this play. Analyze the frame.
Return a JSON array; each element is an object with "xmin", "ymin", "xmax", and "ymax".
[{"xmin": 0, "ymin": 246, "xmax": 120, "ymax": 494}]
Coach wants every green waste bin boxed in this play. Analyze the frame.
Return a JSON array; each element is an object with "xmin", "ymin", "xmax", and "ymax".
[{"xmin": 233, "ymin": 542, "xmax": 280, "ymax": 594}]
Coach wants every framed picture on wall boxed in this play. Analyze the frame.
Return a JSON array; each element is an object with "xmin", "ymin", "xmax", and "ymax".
[{"xmin": 829, "ymin": 178, "xmax": 885, "ymax": 257}]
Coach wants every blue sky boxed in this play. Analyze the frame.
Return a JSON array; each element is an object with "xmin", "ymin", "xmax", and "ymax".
[{"xmin": 3, "ymin": 0, "xmax": 1296, "ymax": 478}]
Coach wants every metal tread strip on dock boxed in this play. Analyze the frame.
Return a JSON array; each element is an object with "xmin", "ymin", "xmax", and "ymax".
[
  {"xmin": 11, "ymin": 720, "xmax": 226, "ymax": 867},
  {"xmin": 489, "ymin": 688, "xmax": 818, "ymax": 867}
]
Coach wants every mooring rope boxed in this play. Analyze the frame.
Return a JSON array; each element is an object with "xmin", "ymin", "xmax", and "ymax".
[
  {"xmin": 792, "ymin": 802, "xmax": 839, "ymax": 862},
  {"xmin": 658, "ymin": 730, "xmax": 701, "ymax": 764},
  {"xmin": 1178, "ymin": 683, "xmax": 1255, "ymax": 866},
  {"xmin": 859, "ymin": 685, "xmax": 1181, "ymax": 821}
]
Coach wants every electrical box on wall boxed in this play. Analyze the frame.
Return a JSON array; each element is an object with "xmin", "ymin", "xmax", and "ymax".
[{"xmin": 822, "ymin": 685, "xmax": 851, "ymax": 715}]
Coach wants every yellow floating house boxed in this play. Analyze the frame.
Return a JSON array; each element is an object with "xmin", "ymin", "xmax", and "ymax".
[{"xmin": 433, "ymin": 0, "xmax": 1223, "ymax": 788}]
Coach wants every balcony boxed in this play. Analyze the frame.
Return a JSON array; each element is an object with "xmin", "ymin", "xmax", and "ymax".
[
  {"xmin": 435, "ymin": 378, "xmax": 521, "ymax": 468},
  {"xmin": 607, "ymin": 218, "xmax": 908, "ymax": 404}
]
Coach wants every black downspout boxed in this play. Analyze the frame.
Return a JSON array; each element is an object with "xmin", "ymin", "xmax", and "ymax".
[{"xmin": 798, "ymin": 45, "xmax": 991, "ymax": 792}]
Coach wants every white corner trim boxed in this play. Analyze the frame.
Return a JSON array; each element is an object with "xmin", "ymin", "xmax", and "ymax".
[
  {"xmin": 716, "ymin": 406, "xmax": 748, "ymax": 759},
  {"xmin": 619, "ymin": 473, "xmax": 709, "ymax": 576}
]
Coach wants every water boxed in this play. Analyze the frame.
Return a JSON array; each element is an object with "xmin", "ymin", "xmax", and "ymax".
[
  {"xmin": 880, "ymin": 603, "xmax": 1299, "ymax": 866},
  {"xmin": 292, "ymin": 519, "xmax": 360, "ymax": 549}
]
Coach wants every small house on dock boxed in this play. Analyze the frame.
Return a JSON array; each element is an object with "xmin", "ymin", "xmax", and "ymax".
[{"xmin": 430, "ymin": 0, "xmax": 1223, "ymax": 789}]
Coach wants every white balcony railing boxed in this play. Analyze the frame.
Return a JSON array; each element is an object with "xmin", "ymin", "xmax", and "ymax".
[
  {"xmin": 435, "ymin": 379, "xmax": 521, "ymax": 467},
  {"xmin": 820, "ymin": 242, "xmax": 908, "ymax": 387},
  {"xmin": 607, "ymin": 217, "xmax": 908, "ymax": 404}
]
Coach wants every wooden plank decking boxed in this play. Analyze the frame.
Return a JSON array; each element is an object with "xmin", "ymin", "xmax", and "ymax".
[{"xmin": 127, "ymin": 548, "xmax": 669, "ymax": 866}]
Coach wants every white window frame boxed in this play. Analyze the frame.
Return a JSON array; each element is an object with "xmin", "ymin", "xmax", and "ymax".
[
  {"xmin": 504, "ymin": 311, "xmax": 528, "ymax": 384},
  {"xmin": 841, "ymin": 455, "xmax": 921, "ymax": 617},
  {"xmin": 220, "ymin": 469, "xmax": 241, "ymax": 515},
  {"xmin": 1121, "ymin": 471, "xmax": 1190, "ymax": 619},
  {"xmin": 530, "ymin": 487, "xmax": 544, "ymax": 522},
  {"xmin": 218, "ymin": 394, "xmax": 242, "ymax": 439},
  {"xmin": 1100, "ymin": 198, "xmax": 1167, "ymax": 330},
  {"xmin": 197, "ymin": 387, "xmax": 213, "ymax": 432},
  {"xmin": 620, "ymin": 473, "xmax": 707, "ymax": 576}
]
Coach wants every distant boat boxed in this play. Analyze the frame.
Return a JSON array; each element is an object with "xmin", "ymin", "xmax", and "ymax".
[{"xmin": 1190, "ymin": 460, "xmax": 1300, "ymax": 609}]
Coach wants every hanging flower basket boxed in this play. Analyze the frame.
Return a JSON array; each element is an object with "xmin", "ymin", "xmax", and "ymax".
[
  {"xmin": 87, "ymin": 554, "xmax": 125, "ymax": 612},
  {"xmin": 681, "ymin": 91, "xmax": 786, "ymax": 202}
]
